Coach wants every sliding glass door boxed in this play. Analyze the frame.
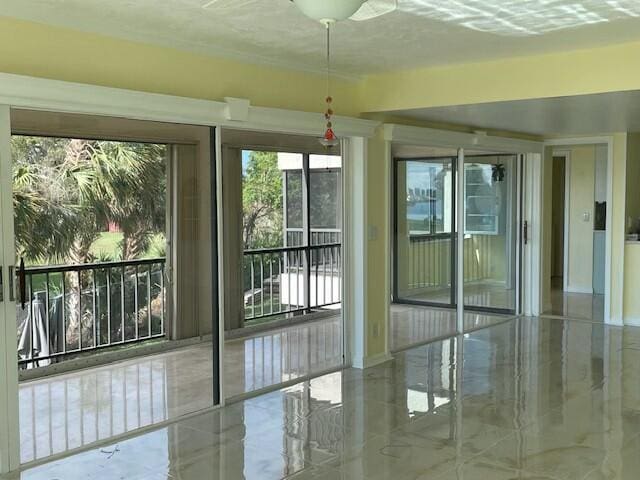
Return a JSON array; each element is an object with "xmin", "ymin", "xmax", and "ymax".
[
  {"xmin": 393, "ymin": 149, "xmax": 521, "ymax": 315},
  {"xmin": 1, "ymin": 109, "xmax": 221, "ymax": 466},
  {"xmin": 394, "ymin": 151, "xmax": 457, "ymax": 307},
  {"xmin": 463, "ymin": 153, "xmax": 519, "ymax": 312}
]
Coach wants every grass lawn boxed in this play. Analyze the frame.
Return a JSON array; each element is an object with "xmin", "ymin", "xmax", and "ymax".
[
  {"xmin": 90, "ymin": 232, "xmax": 123, "ymax": 260},
  {"xmin": 90, "ymin": 232, "xmax": 166, "ymax": 261}
]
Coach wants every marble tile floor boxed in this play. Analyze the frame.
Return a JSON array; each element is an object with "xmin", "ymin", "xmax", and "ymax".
[
  {"xmin": 405, "ymin": 283, "xmax": 516, "ymax": 312},
  {"xmin": 390, "ymin": 303, "xmax": 513, "ymax": 351},
  {"xmin": 543, "ymin": 287, "xmax": 605, "ymax": 323},
  {"xmin": 19, "ymin": 316, "xmax": 342, "ymax": 464},
  {"xmin": 10, "ymin": 315, "xmax": 640, "ymax": 480}
]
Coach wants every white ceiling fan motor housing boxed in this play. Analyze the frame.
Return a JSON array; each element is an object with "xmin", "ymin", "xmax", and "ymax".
[{"xmin": 291, "ymin": 0, "xmax": 366, "ymax": 23}]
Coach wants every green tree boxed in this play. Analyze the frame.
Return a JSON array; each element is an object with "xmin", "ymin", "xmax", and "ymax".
[
  {"xmin": 11, "ymin": 136, "xmax": 166, "ymax": 264},
  {"xmin": 242, "ymin": 151, "xmax": 283, "ymax": 249}
]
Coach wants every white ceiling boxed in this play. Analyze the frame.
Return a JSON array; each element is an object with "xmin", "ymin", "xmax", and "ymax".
[
  {"xmin": 2, "ymin": 0, "xmax": 640, "ymax": 76},
  {"xmin": 391, "ymin": 90, "xmax": 640, "ymax": 136}
]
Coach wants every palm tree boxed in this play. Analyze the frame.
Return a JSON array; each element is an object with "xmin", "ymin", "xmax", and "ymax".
[
  {"xmin": 12, "ymin": 137, "xmax": 166, "ymax": 264},
  {"xmin": 12, "ymin": 136, "xmax": 167, "ymax": 349}
]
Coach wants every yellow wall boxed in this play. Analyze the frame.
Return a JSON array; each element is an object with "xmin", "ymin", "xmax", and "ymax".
[
  {"xmin": 611, "ymin": 133, "xmax": 627, "ymax": 323},
  {"xmin": 624, "ymin": 134, "xmax": 640, "ymax": 323},
  {"xmin": 360, "ymin": 40, "xmax": 640, "ymax": 112},
  {"xmin": 365, "ymin": 130, "xmax": 388, "ymax": 357},
  {"xmin": 626, "ymin": 133, "xmax": 640, "ymax": 230},
  {"xmin": 566, "ymin": 146, "xmax": 595, "ymax": 293},
  {"xmin": 0, "ymin": 16, "xmax": 360, "ymax": 115}
]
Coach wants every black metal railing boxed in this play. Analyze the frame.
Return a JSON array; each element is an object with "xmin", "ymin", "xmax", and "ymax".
[
  {"xmin": 285, "ymin": 228, "xmax": 342, "ymax": 247},
  {"xmin": 243, "ymin": 243, "xmax": 341, "ymax": 322},
  {"xmin": 17, "ymin": 258, "xmax": 166, "ymax": 368}
]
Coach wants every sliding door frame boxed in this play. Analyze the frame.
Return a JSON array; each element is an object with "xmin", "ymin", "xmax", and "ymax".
[
  {"xmin": 392, "ymin": 151, "xmax": 524, "ymax": 316},
  {"xmin": 0, "ymin": 72, "xmax": 377, "ymax": 473},
  {"xmin": 392, "ymin": 154, "xmax": 458, "ymax": 310},
  {"xmin": 385, "ymin": 124, "xmax": 544, "ymax": 334},
  {"xmin": 0, "ymin": 105, "xmax": 20, "ymax": 473}
]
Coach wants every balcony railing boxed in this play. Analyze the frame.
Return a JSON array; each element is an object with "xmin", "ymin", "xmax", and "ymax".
[
  {"xmin": 17, "ymin": 258, "xmax": 166, "ymax": 369},
  {"xmin": 243, "ymin": 242, "xmax": 341, "ymax": 322},
  {"xmin": 285, "ymin": 228, "xmax": 342, "ymax": 247}
]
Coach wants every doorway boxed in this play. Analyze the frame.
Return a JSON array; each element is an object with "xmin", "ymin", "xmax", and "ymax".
[{"xmin": 544, "ymin": 145, "xmax": 607, "ymax": 322}]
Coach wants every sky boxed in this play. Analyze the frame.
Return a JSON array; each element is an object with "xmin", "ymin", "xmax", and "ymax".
[{"xmin": 242, "ymin": 150, "xmax": 251, "ymax": 174}]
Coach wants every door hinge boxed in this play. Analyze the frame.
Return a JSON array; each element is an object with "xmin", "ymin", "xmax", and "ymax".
[{"xmin": 523, "ymin": 220, "xmax": 529, "ymax": 245}]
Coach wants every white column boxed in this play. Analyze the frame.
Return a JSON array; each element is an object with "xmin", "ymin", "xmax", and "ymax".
[
  {"xmin": 0, "ymin": 104, "xmax": 20, "ymax": 473},
  {"xmin": 343, "ymin": 137, "xmax": 367, "ymax": 368}
]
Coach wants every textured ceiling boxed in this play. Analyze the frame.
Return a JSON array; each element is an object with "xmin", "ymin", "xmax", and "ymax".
[{"xmin": 2, "ymin": 0, "xmax": 640, "ymax": 76}]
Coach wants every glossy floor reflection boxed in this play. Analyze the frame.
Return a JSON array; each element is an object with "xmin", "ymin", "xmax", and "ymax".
[
  {"xmin": 391, "ymin": 304, "xmax": 512, "ymax": 351},
  {"xmin": 13, "ymin": 315, "xmax": 640, "ymax": 479},
  {"xmin": 544, "ymin": 287, "xmax": 605, "ymax": 323},
  {"xmin": 19, "ymin": 316, "xmax": 342, "ymax": 464},
  {"xmin": 406, "ymin": 283, "xmax": 516, "ymax": 311}
]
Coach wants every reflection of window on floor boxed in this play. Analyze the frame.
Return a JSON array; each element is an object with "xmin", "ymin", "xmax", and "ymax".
[
  {"xmin": 242, "ymin": 151, "xmax": 342, "ymax": 327},
  {"xmin": 13, "ymin": 136, "xmax": 168, "ymax": 369}
]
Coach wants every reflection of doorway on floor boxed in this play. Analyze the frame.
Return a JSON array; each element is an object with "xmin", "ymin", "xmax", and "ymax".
[{"xmin": 546, "ymin": 148, "xmax": 606, "ymax": 322}]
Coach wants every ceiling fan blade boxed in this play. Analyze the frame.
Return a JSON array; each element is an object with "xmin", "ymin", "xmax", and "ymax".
[
  {"xmin": 350, "ymin": 0, "xmax": 397, "ymax": 21},
  {"xmin": 202, "ymin": 0, "xmax": 252, "ymax": 9}
]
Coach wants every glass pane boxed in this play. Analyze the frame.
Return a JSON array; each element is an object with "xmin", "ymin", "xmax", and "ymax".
[
  {"xmin": 395, "ymin": 155, "xmax": 455, "ymax": 306},
  {"xmin": 242, "ymin": 150, "xmax": 286, "ymax": 249},
  {"xmin": 286, "ymin": 171, "xmax": 303, "ymax": 231},
  {"xmin": 463, "ymin": 154, "xmax": 518, "ymax": 312},
  {"xmin": 11, "ymin": 125, "xmax": 218, "ymax": 465}
]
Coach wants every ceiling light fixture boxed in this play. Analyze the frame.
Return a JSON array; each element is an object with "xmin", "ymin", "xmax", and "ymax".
[
  {"xmin": 291, "ymin": 0, "xmax": 397, "ymax": 148},
  {"xmin": 319, "ymin": 22, "xmax": 339, "ymax": 148},
  {"xmin": 291, "ymin": 0, "xmax": 366, "ymax": 23}
]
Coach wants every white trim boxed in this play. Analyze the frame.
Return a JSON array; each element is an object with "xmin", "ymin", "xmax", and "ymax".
[
  {"xmin": 523, "ymin": 152, "xmax": 543, "ymax": 316},
  {"xmin": 383, "ymin": 138, "xmax": 392, "ymax": 361},
  {"xmin": 544, "ymin": 136, "xmax": 617, "ymax": 325},
  {"xmin": 623, "ymin": 317, "xmax": 640, "ymax": 327},
  {"xmin": 0, "ymin": 104, "xmax": 20, "ymax": 473},
  {"xmin": 565, "ymin": 286, "xmax": 595, "ymax": 294},
  {"xmin": 0, "ymin": 72, "xmax": 379, "ymax": 138},
  {"xmin": 343, "ymin": 136, "xmax": 367, "ymax": 369},
  {"xmin": 384, "ymin": 123, "xmax": 544, "ymax": 154}
]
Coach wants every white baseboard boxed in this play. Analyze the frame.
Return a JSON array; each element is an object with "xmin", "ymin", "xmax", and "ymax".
[
  {"xmin": 352, "ymin": 351, "xmax": 393, "ymax": 370},
  {"xmin": 565, "ymin": 285, "xmax": 594, "ymax": 294},
  {"xmin": 623, "ymin": 317, "xmax": 640, "ymax": 327}
]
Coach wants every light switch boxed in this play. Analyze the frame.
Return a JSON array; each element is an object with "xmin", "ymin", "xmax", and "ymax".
[
  {"xmin": 583, "ymin": 212, "xmax": 591, "ymax": 222},
  {"xmin": 368, "ymin": 225, "xmax": 378, "ymax": 241}
]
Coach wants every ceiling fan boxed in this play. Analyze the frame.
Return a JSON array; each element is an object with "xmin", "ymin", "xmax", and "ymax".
[
  {"xmin": 291, "ymin": 0, "xmax": 398, "ymax": 23},
  {"xmin": 202, "ymin": 0, "xmax": 398, "ymax": 23}
]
